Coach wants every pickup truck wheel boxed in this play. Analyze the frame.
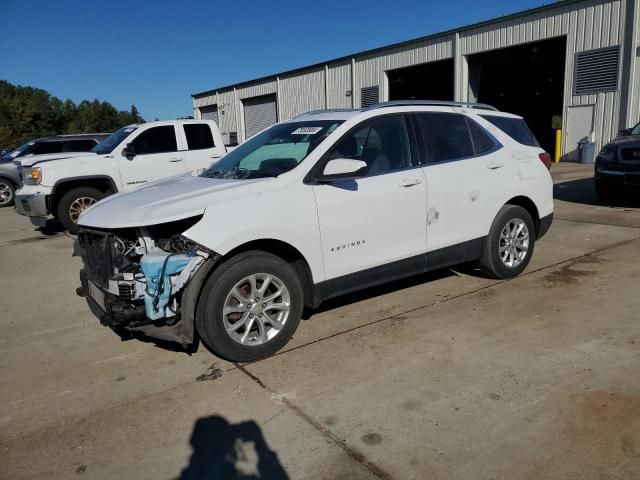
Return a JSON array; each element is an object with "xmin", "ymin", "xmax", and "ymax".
[
  {"xmin": 196, "ymin": 251, "xmax": 303, "ymax": 362},
  {"xmin": 0, "ymin": 179, "xmax": 15, "ymax": 207},
  {"xmin": 56, "ymin": 187, "xmax": 104, "ymax": 234},
  {"xmin": 480, "ymin": 205, "xmax": 535, "ymax": 279}
]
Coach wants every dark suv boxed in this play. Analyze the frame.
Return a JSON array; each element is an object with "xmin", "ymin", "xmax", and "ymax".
[
  {"xmin": 0, "ymin": 134, "xmax": 109, "ymax": 207},
  {"xmin": 594, "ymin": 121, "xmax": 640, "ymax": 201}
]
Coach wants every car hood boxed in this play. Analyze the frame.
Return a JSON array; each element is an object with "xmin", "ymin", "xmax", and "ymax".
[
  {"xmin": 608, "ymin": 135, "xmax": 640, "ymax": 148},
  {"xmin": 18, "ymin": 151, "xmax": 97, "ymax": 167},
  {"xmin": 79, "ymin": 173, "xmax": 271, "ymax": 229}
]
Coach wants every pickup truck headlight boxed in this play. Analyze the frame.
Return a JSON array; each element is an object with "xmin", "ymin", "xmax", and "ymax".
[{"xmin": 22, "ymin": 167, "xmax": 42, "ymax": 185}]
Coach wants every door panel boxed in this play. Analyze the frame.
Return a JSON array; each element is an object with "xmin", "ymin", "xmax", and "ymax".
[
  {"xmin": 181, "ymin": 123, "xmax": 226, "ymax": 173},
  {"xmin": 564, "ymin": 105, "xmax": 594, "ymax": 161},
  {"xmin": 413, "ymin": 113, "xmax": 510, "ymax": 252},
  {"xmin": 243, "ymin": 94, "xmax": 277, "ymax": 139},
  {"xmin": 117, "ymin": 125, "xmax": 185, "ymax": 190},
  {"xmin": 313, "ymin": 115, "xmax": 427, "ymax": 280}
]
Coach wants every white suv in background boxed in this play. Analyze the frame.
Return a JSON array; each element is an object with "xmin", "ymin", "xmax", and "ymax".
[{"xmin": 75, "ymin": 101, "xmax": 553, "ymax": 361}]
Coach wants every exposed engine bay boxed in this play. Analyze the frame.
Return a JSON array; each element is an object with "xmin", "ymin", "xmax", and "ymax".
[{"xmin": 74, "ymin": 216, "xmax": 217, "ymax": 344}]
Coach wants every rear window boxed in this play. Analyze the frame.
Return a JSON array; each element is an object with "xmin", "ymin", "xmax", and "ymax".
[
  {"xmin": 184, "ymin": 124, "xmax": 215, "ymax": 150},
  {"xmin": 30, "ymin": 141, "xmax": 63, "ymax": 155},
  {"xmin": 481, "ymin": 115, "xmax": 539, "ymax": 147},
  {"xmin": 63, "ymin": 140, "xmax": 97, "ymax": 152}
]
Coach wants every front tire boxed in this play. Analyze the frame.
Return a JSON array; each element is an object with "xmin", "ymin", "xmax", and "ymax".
[
  {"xmin": 196, "ymin": 251, "xmax": 304, "ymax": 362},
  {"xmin": 0, "ymin": 179, "xmax": 15, "ymax": 207},
  {"xmin": 480, "ymin": 205, "xmax": 535, "ymax": 279},
  {"xmin": 56, "ymin": 187, "xmax": 105, "ymax": 234}
]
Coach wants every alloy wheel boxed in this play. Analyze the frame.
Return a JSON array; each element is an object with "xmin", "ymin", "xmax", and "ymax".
[
  {"xmin": 0, "ymin": 182, "xmax": 13, "ymax": 206},
  {"xmin": 68, "ymin": 196, "xmax": 97, "ymax": 223},
  {"xmin": 222, "ymin": 273, "xmax": 291, "ymax": 346},
  {"xmin": 499, "ymin": 218, "xmax": 530, "ymax": 268}
]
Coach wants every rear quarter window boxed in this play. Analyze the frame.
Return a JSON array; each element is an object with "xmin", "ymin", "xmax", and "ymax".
[{"xmin": 481, "ymin": 115, "xmax": 539, "ymax": 147}]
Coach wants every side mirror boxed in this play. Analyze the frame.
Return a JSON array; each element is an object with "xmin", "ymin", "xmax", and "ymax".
[
  {"xmin": 316, "ymin": 158, "xmax": 368, "ymax": 182},
  {"xmin": 122, "ymin": 143, "xmax": 136, "ymax": 157},
  {"xmin": 619, "ymin": 128, "xmax": 632, "ymax": 137}
]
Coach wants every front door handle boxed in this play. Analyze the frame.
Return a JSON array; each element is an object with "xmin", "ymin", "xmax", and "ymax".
[
  {"xmin": 399, "ymin": 178, "xmax": 422, "ymax": 188},
  {"xmin": 210, "ymin": 154, "xmax": 222, "ymax": 159},
  {"xmin": 487, "ymin": 161, "xmax": 504, "ymax": 170},
  {"xmin": 169, "ymin": 158, "xmax": 183, "ymax": 163}
]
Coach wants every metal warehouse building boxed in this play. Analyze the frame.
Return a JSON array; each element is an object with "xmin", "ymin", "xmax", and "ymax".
[{"xmin": 192, "ymin": 0, "xmax": 640, "ymax": 160}]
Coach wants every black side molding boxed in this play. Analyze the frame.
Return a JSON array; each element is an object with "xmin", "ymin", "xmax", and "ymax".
[
  {"xmin": 312, "ymin": 237, "xmax": 485, "ymax": 307},
  {"xmin": 538, "ymin": 213, "xmax": 553, "ymax": 239}
]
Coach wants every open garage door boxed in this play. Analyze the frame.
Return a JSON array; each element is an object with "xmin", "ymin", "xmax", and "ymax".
[
  {"xmin": 388, "ymin": 58, "xmax": 454, "ymax": 101},
  {"xmin": 468, "ymin": 36, "xmax": 566, "ymax": 154},
  {"xmin": 243, "ymin": 94, "xmax": 277, "ymax": 139},
  {"xmin": 200, "ymin": 105, "xmax": 218, "ymax": 124}
]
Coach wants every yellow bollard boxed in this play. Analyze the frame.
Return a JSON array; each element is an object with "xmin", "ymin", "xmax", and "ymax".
[{"xmin": 554, "ymin": 129, "xmax": 562, "ymax": 163}]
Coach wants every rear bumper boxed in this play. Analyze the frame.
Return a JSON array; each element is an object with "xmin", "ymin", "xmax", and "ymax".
[
  {"xmin": 14, "ymin": 192, "xmax": 49, "ymax": 217},
  {"xmin": 538, "ymin": 213, "xmax": 553, "ymax": 239}
]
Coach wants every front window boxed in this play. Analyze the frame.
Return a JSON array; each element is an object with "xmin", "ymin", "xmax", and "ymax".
[
  {"xmin": 631, "ymin": 122, "xmax": 640, "ymax": 136},
  {"xmin": 92, "ymin": 127, "xmax": 138, "ymax": 155},
  {"xmin": 200, "ymin": 120, "xmax": 342, "ymax": 180}
]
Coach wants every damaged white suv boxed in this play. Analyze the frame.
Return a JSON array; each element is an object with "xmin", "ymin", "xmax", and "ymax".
[{"xmin": 75, "ymin": 101, "xmax": 553, "ymax": 361}]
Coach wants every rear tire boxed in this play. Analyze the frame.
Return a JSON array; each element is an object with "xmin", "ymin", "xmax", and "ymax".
[
  {"xmin": 196, "ymin": 251, "xmax": 304, "ymax": 362},
  {"xmin": 56, "ymin": 187, "xmax": 104, "ymax": 234},
  {"xmin": 480, "ymin": 205, "xmax": 535, "ymax": 279},
  {"xmin": 0, "ymin": 179, "xmax": 15, "ymax": 207}
]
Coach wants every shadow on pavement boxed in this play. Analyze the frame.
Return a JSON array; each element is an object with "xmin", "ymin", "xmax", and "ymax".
[
  {"xmin": 37, "ymin": 217, "xmax": 66, "ymax": 236},
  {"xmin": 554, "ymin": 177, "xmax": 640, "ymax": 208},
  {"xmin": 179, "ymin": 415, "xmax": 289, "ymax": 480}
]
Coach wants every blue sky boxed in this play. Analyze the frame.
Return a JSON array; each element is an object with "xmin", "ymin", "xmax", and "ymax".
[{"xmin": 1, "ymin": 0, "xmax": 550, "ymax": 120}]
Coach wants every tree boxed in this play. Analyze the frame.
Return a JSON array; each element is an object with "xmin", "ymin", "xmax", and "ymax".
[{"xmin": 0, "ymin": 80, "xmax": 145, "ymax": 148}]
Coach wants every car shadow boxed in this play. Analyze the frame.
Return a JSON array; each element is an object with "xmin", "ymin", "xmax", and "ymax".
[
  {"xmin": 36, "ymin": 217, "xmax": 66, "ymax": 236},
  {"xmin": 178, "ymin": 415, "xmax": 289, "ymax": 480},
  {"xmin": 554, "ymin": 177, "xmax": 640, "ymax": 208}
]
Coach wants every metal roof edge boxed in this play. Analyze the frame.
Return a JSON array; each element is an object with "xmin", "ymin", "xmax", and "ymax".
[{"xmin": 192, "ymin": 0, "xmax": 588, "ymax": 98}]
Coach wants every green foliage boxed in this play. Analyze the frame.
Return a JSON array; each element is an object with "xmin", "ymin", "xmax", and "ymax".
[{"xmin": 0, "ymin": 80, "xmax": 144, "ymax": 148}]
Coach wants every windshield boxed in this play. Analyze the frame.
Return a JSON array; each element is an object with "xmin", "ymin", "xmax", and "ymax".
[
  {"xmin": 631, "ymin": 122, "xmax": 640, "ymax": 136},
  {"xmin": 92, "ymin": 126, "xmax": 137, "ymax": 154},
  {"xmin": 4, "ymin": 141, "xmax": 35, "ymax": 159},
  {"xmin": 200, "ymin": 120, "xmax": 343, "ymax": 180}
]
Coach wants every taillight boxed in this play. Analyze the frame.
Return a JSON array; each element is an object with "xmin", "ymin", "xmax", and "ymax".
[{"xmin": 539, "ymin": 152, "xmax": 552, "ymax": 170}]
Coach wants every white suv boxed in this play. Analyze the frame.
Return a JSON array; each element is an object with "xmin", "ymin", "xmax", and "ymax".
[{"xmin": 75, "ymin": 101, "xmax": 553, "ymax": 361}]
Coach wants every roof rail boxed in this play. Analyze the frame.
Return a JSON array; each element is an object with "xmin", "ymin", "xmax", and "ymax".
[
  {"xmin": 292, "ymin": 108, "xmax": 356, "ymax": 119},
  {"xmin": 363, "ymin": 100, "xmax": 499, "ymax": 111}
]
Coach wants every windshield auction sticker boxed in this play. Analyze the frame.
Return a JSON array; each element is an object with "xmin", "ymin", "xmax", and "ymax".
[{"xmin": 291, "ymin": 127, "xmax": 323, "ymax": 135}]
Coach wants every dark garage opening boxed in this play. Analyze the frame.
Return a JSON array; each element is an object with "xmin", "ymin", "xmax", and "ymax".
[
  {"xmin": 468, "ymin": 36, "xmax": 566, "ymax": 153},
  {"xmin": 388, "ymin": 58, "xmax": 454, "ymax": 102}
]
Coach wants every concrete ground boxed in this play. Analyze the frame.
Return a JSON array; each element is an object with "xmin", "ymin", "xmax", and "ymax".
[{"xmin": 1, "ymin": 163, "xmax": 639, "ymax": 479}]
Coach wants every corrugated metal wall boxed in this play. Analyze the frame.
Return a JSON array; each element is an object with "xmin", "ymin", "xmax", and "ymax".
[
  {"xmin": 327, "ymin": 61, "xmax": 352, "ymax": 108},
  {"xmin": 193, "ymin": 0, "xmax": 638, "ymax": 152},
  {"xmin": 355, "ymin": 37, "xmax": 454, "ymax": 107},
  {"xmin": 278, "ymin": 69, "xmax": 326, "ymax": 120}
]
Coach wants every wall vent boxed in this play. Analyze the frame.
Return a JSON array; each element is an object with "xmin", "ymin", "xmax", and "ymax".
[
  {"xmin": 574, "ymin": 46, "xmax": 620, "ymax": 95},
  {"xmin": 361, "ymin": 86, "xmax": 380, "ymax": 108},
  {"xmin": 228, "ymin": 131, "xmax": 238, "ymax": 146}
]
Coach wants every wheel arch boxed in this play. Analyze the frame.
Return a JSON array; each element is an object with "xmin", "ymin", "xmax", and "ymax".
[
  {"xmin": 0, "ymin": 175, "xmax": 17, "ymax": 187},
  {"xmin": 50, "ymin": 176, "xmax": 118, "ymax": 214},
  {"xmin": 504, "ymin": 195, "xmax": 540, "ymax": 236},
  {"xmin": 221, "ymin": 238, "xmax": 315, "ymax": 308}
]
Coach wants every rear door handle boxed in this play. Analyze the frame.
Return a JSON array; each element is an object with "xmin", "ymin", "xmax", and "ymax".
[
  {"xmin": 487, "ymin": 161, "xmax": 504, "ymax": 170},
  {"xmin": 169, "ymin": 158, "xmax": 183, "ymax": 162},
  {"xmin": 210, "ymin": 154, "xmax": 222, "ymax": 159},
  {"xmin": 399, "ymin": 178, "xmax": 422, "ymax": 188}
]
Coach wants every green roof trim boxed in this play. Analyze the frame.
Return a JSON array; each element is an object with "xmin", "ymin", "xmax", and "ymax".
[{"xmin": 192, "ymin": 0, "xmax": 587, "ymax": 98}]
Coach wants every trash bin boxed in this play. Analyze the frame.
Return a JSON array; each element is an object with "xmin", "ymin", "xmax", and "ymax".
[{"xmin": 577, "ymin": 140, "xmax": 595, "ymax": 164}]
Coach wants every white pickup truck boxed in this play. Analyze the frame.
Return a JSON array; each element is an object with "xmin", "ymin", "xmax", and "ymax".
[{"xmin": 15, "ymin": 119, "xmax": 227, "ymax": 233}]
